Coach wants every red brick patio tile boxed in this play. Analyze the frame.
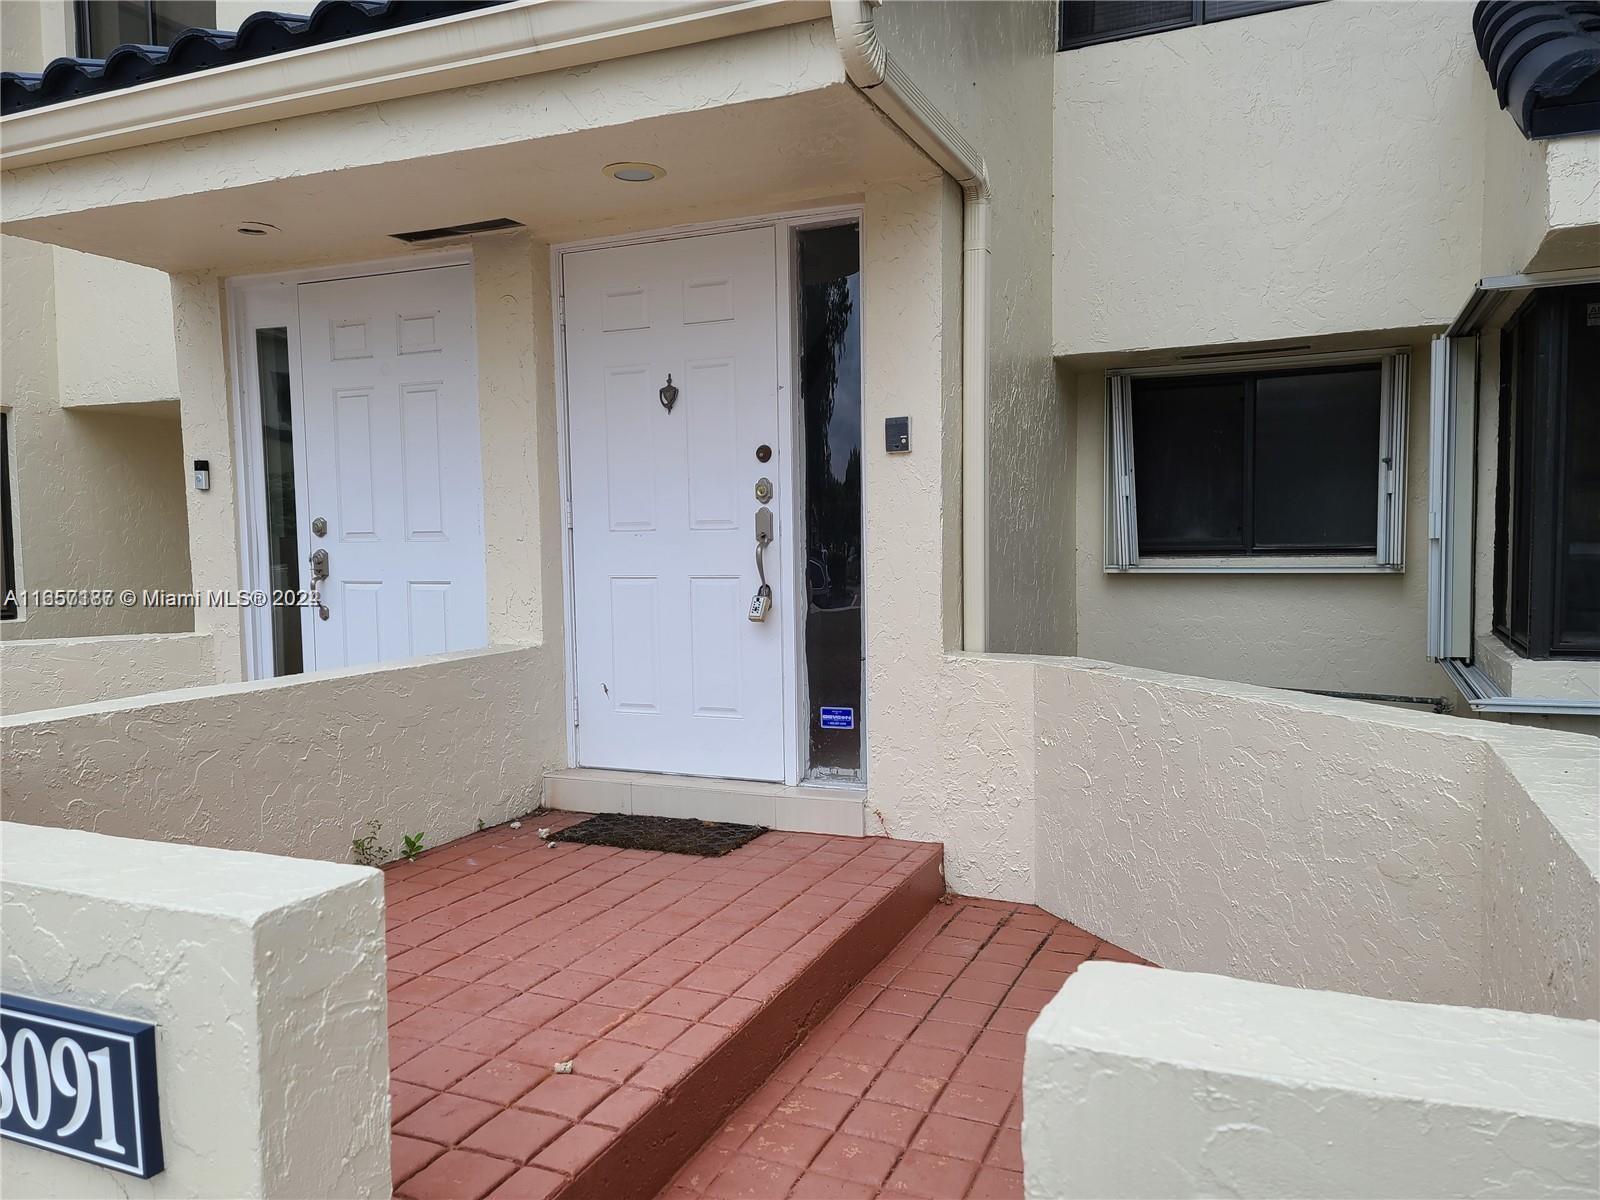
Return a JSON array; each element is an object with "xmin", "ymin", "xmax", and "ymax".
[
  {"xmin": 612, "ymin": 1011, "xmax": 694, "ymax": 1049},
  {"xmin": 629, "ymin": 1049, "xmax": 698, "ymax": 1093},
  {"xmin": 793, "ymin": 1170, "xmax": 881, "ymax": 1198},
  {"xmin": 644, "ymin": 987, "xmax": 724, "ymax": 1021},
  {"xmin": 451, "ymin": 1058, "xmax": 549, "ymax": 1107},
  {"xmin": 398, "ymin": 1149, "xmax": 516, "ymax": 1200},
  {"xmin": 531, "ymin": 1122, "xmax": 613, "ymax": 1177},
  {"xmin": 394, "ymin": 1046, "xmax": 489, "ymax": 1091},
  {"xmin": 432, "ymin": 954, "xmax": 503, "ymax": 983},
  {"xmin": 808, "ymin": 1134, "xmax": 901, "ymax": 1187},
  {"xmin": 864, "ymin": 1070, "xmax": 945, "ymax": 1112},
  {"xmin": 571, "ymin": 1037, "xmax": 655, "ymax": 1084},
  {"xmin": 461, "ymin": 1108, "xmax": 567, "ymax": 1163},
  {"xmin": 704, "ymin": 1154, "xmax": 804, "ymax": 1199},
  {"xmin": 804, "ymin": 1057, "xmax": 877, "ymax": 1098},
  {"xmin": 887, "ymin": 1043, "xmax": 963, "ymax": 1079},
  {"xmin": 830, "ymin": 1031, "xmax": 900, "ymax": 1068},
  {"xmin": 392, "ymin": 975, "xmax": 468, "ymax": 1006},
  {"xmin": 395, "ymin": 1091, "xmax": 502, "ymax": 1147},
  {"xmin": 391, "ymin": 1079, "xmax": 437, "ymax": 1121},
  {"xmin": 584, "ymin": 1084, "xmax": 656, "ymax": 1131},
  {"xmin": 883, "ymin": 1149, "xmax": 978, "ymax": 1197},
  {"xmin": 483, "ymin": 1165, "xmax": 567, "ymax": 1200},
  {"xmin": 504, "ymin": 1028, "xmax": 590, "ymax": 1068},
  {"xmin": 546, "ymin": 1001, "xmax": 629, "ymax": 1038},
  {"xmin": 741, "ymin": 1118, "xmax": 831, "ymax": 1169},
  {"xmin": 838, "ymin": 1099, "xmax": 923, "ymax": 1149},
  {"xmin": 910, "ymin": 1114, "xmax": 996, "ymax": 1162},
  {"xmin": 771, "ymin": 1085, "xmax": 856, "ymax": 1133},
  {"xmin": 516, "ymin": 1073, "xmax": 613, "ymax": 1122},
  {"xmin": 987, "ymin": 1125, "xmax": 1022, "ymax": 1172},
  {"xmin": 391, "ymin": 1133, "xmax": 443, "ymax": 1186},
  {"xmin": 967, "ymin": 1166, "xmax": 1023, "ymax": 1199},
  {"xmin": 444, "ymin": 1016, "xmax": 533, "ymax": 1056},
  {"xmin": 931, "ymin": 1082, "xmax": 1010, "ymax": 1126}
]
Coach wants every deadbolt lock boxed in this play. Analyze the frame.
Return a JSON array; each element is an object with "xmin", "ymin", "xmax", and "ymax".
[
  {"xmin": 754, "ymin": 477, "xmax": 773, "ymax": 504},
  {"xmin": 311, "ymin": 516, "xmax": 327, "ymax": 537}
]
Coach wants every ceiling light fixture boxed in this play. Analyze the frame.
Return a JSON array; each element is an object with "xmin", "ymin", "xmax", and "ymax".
[
  {"xmin": 602, "ymin": 162, "xmax": 666, "ymax": 183},
  {"xmin": 236, "ymin": 221, "xmax": 280, "ymax": 237}
]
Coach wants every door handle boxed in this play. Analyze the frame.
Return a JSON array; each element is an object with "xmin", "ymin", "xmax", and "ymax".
[
  {"xmin": 308, "ymin": 548, "xmax": 331, "ymax": 621},
  {"xmin": 749, "ymin": 508, "xmax": 773, "ymax": 622}
]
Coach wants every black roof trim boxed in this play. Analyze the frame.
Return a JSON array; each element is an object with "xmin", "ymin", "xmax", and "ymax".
[
  {"xmin": 1475, "ymin": 1, "xmax": 1600, "ymax": 139},
  {"xmin": 2, "ymin": 1, "xmax": 507, "ymax": 116}
]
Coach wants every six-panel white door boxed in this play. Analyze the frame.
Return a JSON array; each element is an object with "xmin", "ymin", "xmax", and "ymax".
[
  {"xmin": 563, "ymin": 228, "xmax": 786, "ymax": 781},
  {"xmin": 296, "ymin": 265, "xmax": 488, "ymax": 671}
]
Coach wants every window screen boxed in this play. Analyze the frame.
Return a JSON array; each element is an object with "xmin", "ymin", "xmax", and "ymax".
[
  {"xmin": 1129, "ymin": 363, "xmax": 1384, "ymax": 557},
  {"xmin": 77, "ymin": 2, "xmax": 216, "ymax": 58},
  {"xmin": 1059, "ymin": 0, "xmax": 1317, "ymax": 50}
]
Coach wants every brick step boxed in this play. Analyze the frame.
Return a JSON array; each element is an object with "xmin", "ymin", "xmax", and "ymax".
[{"xmin": 386, "ymin": 817, "xmax": 944, "ymax": 1200}]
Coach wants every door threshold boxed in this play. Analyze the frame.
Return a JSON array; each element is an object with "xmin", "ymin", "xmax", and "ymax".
[{"xmin": 543, "ymin": 768, "xmax": 865, "ymax": 837}]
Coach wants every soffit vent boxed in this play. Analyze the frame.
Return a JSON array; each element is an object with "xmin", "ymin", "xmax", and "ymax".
[{"xmin": 390, "ymin": 217, "xmax": 524, "ymax": 244}]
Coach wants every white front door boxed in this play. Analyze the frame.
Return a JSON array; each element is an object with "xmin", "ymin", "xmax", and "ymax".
[
  {"xmin": 296, "ymin": 265, "xmax": 488, "ymax": 670},
  {"xmin": 563, "ymin": 228, "xmax": 786, "ymax": 781}
]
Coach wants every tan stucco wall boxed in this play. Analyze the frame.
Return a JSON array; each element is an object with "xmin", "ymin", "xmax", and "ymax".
[
  {"xmin": 874, "ymin": 0, "xmax": 1071, "ymax": 655},
  {"xmin": 0, "ymin": 822, "xmax": 390, "ymax": 1199},
  {"xmin": 0, "ymin": 630, "xmax": 214, "ymax": 713},
  {"xmin": 0, "ymin": 4, "xmax": 193, "ymax": 643},
  {"xmin": 0, "ymin": 645, "xmax": 566, "ymax": 863},
  {"xmin": 1068, "ymin": 345, "xmax": 1446, "ymax": 700},
  {"xmin": 1053, "ymin": 1, "xmax": 1486, "ymax": 357},
  {"xmin": 1032, "ymin": 657, "xmax": 1598, "ymax": 1020}
]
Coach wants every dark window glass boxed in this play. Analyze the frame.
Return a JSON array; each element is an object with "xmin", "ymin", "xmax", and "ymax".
[
  {"xmin": 1253, "ymin": 366, "xmax": 1380, "ymax": 552},
  {"xmin": 1496, "ymin": 284, "xmax": 1600, "ymax": 658},
  {"xmin": 1059, "ymin": 0, "xmax": 1316, "ymax": 50},
  {"xmin": 257, "ymin": 328, "xmax": 303, "ymax": 677},
  {"xmin": 797, "ymin": 225, "xmax": 863, "ymax": 780},
  {"xmin": 1131, "ymin": 377, "xmax": 1247, "ymax": 554},
  {"xmin": 2, "ymin": 413, "xmax": 16, "ymax": 621},
  {"xmin": 77, "ymin": 1, "xmax": 216, "ymax": 57},
  {"xmin": 1131, "ymin": 364, "xmax": 1381, "ymax": 557}
]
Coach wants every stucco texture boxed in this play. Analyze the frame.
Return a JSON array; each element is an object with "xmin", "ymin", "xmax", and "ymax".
[
  {"xmin": 0, "ymin": 630, "xmax": 214, "ymax": 713},
  {"xmin": 0, "ymin": 822, "xmax": 389, "ymax": 1199},
  {"xmin": 1032, "ymin": 657, "xmax": 1599, "ymax": 1019},
  {"xmin": 1053, "ymin": 1, "xmax": 1486, "ymax": 357},
  {"xmin": 1025, "ymin": 963, "xmax": 1600, "ymax": 1199},
  {"xmin": 0, "ymin": 645, "xmax": 567, "ymax": 864}
]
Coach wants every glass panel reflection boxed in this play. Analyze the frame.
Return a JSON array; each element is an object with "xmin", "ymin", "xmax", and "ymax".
[
  {"xmin": 256, "ymin": 327, "xmax": 303, "ymax": 676},
  {"xmin": 797, "ymin": 225, "xmax": 863, "ymax": 779}
]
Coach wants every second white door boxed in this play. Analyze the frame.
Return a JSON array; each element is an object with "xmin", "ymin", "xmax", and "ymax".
[
  {"xmin": 296, "ymin": 265, "xmax": 488, "ymax": 670},
  {"xmin": 563, "ymin": 228, "xmax": 786, "ymax": 781}
]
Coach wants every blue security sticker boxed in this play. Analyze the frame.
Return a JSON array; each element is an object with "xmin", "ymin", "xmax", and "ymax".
[{"xmin": 819, "ymin": 707, "xmax": 855, "ymax": 730}]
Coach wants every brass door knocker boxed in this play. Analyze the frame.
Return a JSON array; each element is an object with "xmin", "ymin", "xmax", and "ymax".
[{"xmin": 659, "ymin": 374, "xmax": 679, "ymax": 413}]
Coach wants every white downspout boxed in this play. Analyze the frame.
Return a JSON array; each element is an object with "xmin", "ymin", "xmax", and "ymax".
[{"xmin": 831, "ymin": 0, "xmax": 991, "ymax": 652}]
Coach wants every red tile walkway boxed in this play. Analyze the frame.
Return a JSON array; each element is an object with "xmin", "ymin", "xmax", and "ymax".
[
  {"xmin": 659, "ymin": 897, "xmax": 1152, "ymax": 1200},
  {"xmin": 384, "ymin": 816, "xmax": 942, "ymax": 1200}
]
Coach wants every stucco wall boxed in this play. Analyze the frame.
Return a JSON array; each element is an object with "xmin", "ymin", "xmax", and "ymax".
[
  {"xmin": 0, "ymin": 631, "xmax": 214, "ymax": 713},
  {"xmin": 873, "ymin": 0, "xmax": 1071, "ymax": 655},
  {"xmin": 1053, "ymin": 1, "xmax": 1485, "ymax": 357},
  {"xmin": 1067, "ymin": 346, "xmax": 1447, "ymax": 699},
  {"xmin": 1031, "ymin": 657, "xmax": 1599, "ymax": 1018},
  {"xmin": 0, "ymin": 822, "xmax": 389, "ymax": 1199},
  {"xmin": 1024, "ymin": 963, "xmax": 1600, "ymax": 1200},
  {"xmin": 0, "ymin": 235, "xmax": 194, "ymax": 642},
  {"xmin": 0, "ymin": 645, "xmax": 566, "ymax": 863}
]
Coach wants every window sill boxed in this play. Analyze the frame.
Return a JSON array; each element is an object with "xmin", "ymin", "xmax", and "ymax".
[{"xmin": 1105, "ymin": 556, "xmax": 1400, "ymax": 575}]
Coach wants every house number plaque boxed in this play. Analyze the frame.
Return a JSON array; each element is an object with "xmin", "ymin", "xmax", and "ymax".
[{"xmin": 0, "ymin": 994, "xmax": 163, "ymax": 1178}]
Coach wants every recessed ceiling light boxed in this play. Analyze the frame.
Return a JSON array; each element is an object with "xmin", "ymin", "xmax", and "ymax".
[
  {"xmin": 602, "ymin": 162, "xmax": 666, "ymax": 183},
  {"xmin": 236, "ymin": 221, "xmax": 280, "ymax": 237}
]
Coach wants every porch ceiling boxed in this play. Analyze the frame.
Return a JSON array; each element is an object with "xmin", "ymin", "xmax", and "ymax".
[{"xmin": 0, "ymin": 85, "xmax": 929, "ymax": 275}]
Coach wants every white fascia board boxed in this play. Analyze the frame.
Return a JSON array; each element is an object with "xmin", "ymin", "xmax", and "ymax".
[{"xmin": 0, "ymin": 0, "xmax": 826, "ymax": 170}]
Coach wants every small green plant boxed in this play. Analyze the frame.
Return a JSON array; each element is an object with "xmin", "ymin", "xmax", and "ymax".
[
  {"xmin": 351, "ymin": 819, "xmax": 387, "ymax": 867},
  {"xmin": 401, "ymin": 832, "xmax": 426, "ymax": 862}
]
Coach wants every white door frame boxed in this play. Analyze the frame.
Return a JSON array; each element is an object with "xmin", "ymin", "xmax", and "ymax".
[
  {"xmin": 552, "ymin": 204, "xmax": 863, "ymax": 788},
  {"xmin": 226, "ymin": 248, "xmax": 472, "ymax": 681}
]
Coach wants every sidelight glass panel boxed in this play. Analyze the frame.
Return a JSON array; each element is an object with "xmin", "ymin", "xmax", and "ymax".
[
  {"xmin": 256, "ymin": 328, "xmax": 303, "ymax": 676},
  {"xmin": 797, "ymin": 225, "xmax": 863, "ymax": 780}
]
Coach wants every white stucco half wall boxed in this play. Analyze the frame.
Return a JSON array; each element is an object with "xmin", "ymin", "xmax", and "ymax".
[
  {"xmin": 0, "ymin": 822, "xmax": 390, "ymax": 1199},
  {"xmin": 1024, "ymin": 963, "xmax": 1600, "ymax": 1199},
  {"xmin": 0, "ymin": 631, "xmax": 214, "ymax": 713},
  {"xmin": 0, "ymin": 644, "xmax": 566, "ymax": 863}
]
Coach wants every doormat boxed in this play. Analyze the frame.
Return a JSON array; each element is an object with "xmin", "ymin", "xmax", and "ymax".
[{"xmin": 551, "ymin": 812, "xmax": 768, "ymax": 857}]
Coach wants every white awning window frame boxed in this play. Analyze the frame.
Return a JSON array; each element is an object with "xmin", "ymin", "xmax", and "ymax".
[{"xmin": 1103, "ymin": 347, "xmax": 1410, "ymax": 574}]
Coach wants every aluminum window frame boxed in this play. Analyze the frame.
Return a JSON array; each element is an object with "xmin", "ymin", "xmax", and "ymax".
[{"xmin": 1103, "ymin": 348, "xmax": 1409, "ymax": 574}]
